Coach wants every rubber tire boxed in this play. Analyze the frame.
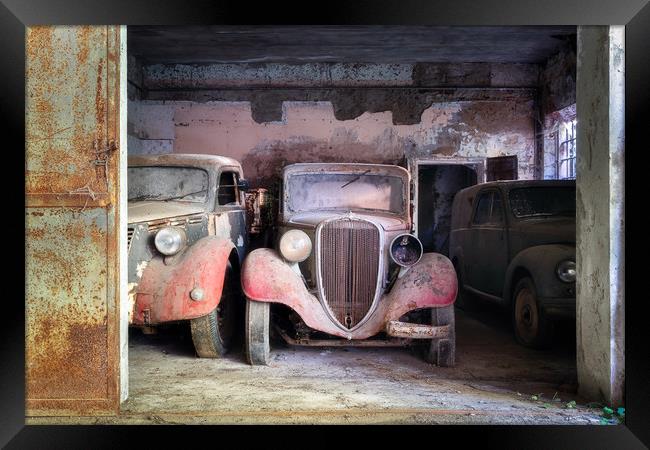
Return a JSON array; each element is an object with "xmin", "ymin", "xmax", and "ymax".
[
  {"xmin": 425, "ymin": 305, "xmax": 456, "ymax": 367},
  {"xmin": 245, "ymin": 298, "xmax": 270, "ymax": 365},
  {"xmin": 453, "ymin": 259, "xmax": 471, "ymax": 311},
  {"xmin": 512, "ymin": 277, "xmax": 554, "ymax": 349},
  {"xmin": 190, "ymin": 263, "xmax": 237, "ymax": 358}
]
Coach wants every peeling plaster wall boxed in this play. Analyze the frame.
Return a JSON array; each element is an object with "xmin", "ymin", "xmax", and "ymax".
[{"xmin": 128, "ymin": 98, "xmax": 536, "ymax": 189}]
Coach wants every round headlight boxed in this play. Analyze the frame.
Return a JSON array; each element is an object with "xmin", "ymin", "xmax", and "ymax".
[
  {"xmin": 279, "ymin": 229, "xmax": 312, "ymax": 263},
  {"xmin": 390, "ymin": 233, "xmax": 423, "ymax": 267},
  {"xmin": 154, "ymin": 227, "xmax": 186, "ymax": 256},
  {"xmin": 556, "ymin": 260, "xmax": 576, "ymax": 283}
]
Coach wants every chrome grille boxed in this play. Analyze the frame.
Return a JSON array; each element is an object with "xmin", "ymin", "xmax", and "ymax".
[
  {"xmin": 318, "ymin": 218, "xmax": 380, "ymax": 329},
  {"xmin": 127, "ymin": 227, "xmax": 135, "ymax": 252}
]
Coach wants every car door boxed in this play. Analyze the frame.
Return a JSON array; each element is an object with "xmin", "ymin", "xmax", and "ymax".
[
  {"xmin": 211, "ymin": 168, "xmax": 248, "ymax": 265},
  {"xmin": 465, "ymin": 189, "xmax": 509, "ymax": 298}
]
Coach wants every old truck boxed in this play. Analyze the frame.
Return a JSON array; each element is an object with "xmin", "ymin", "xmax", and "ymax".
[
  {"xmin": 241, "ymin": 163, "xmax": 458, "ymax": 366},
  {"xmin": 127, "ymin": 154, "xmax": 249, "ymax": 357},
  {"xmin": 449, "ymin": 180, "xmax": 576, "ymax": 348}
]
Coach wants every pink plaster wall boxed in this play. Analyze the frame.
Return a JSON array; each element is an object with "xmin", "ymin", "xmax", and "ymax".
[{"xmin": 129, "ymin": 99, "xmax": 536, "ymax": 187}]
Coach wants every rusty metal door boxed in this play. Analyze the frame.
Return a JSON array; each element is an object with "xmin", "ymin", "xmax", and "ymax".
[{"xmin": 25, "ymin": 26, "xmax": 124, "ymax": 415}]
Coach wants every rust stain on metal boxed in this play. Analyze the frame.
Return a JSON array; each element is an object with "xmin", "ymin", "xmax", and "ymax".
[{"xmin": 26, "ymin": 26, "xmax": 123, "ymax": 415}]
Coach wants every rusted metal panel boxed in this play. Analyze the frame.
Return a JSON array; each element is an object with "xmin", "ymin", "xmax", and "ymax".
[{"xmin": 25, "ymin": 26, "xmax": 123, "ymax": 415}]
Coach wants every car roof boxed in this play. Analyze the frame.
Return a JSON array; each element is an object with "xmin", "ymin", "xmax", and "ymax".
[
  {"xmin": 128, "ymin": 153, "xmax": 242, "ymax": 172},
  {"xmin": 282, "ymin": 162, "xmax": 410, "ymax": 179},
  {"xmin": 461, "ymin": 179, "xmax": 575, "ymax": 193}
]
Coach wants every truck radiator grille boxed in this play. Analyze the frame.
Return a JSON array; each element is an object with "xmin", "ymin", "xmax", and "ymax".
[{"xmin": 318, "ymin": 218, "xmax": 380, "ymax": 329}]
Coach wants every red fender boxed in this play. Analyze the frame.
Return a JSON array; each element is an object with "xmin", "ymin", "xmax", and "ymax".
[
  {"xmin": 241, "ymin": 248, "xmax": 457, "ymax": 339},
  {"xmin": 133, "ymin": 236, "xmax": 235, "ymax": 325}
]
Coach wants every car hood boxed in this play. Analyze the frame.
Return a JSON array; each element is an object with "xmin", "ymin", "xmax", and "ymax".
[
  {"xmin": 511, "ymin": 216, "xmax": 576, "ymax": 244},
  {"xmin": 286, "ymin": 211, "xmax": 410, "ymax": 232},
  {"xmin": 128, "ymin": 201, "xmax": 205, "ymax": 224}
]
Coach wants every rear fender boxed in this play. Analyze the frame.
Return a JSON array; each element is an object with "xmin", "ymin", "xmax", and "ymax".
[{"xmin": 133, "ymin": 236, "xmax": 236, "ymax": 325}]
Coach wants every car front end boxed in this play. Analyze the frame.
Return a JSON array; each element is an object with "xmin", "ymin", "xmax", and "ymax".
[{"xmin": 242, "ymin": 163, "xmax": 457, "ymax": 342}]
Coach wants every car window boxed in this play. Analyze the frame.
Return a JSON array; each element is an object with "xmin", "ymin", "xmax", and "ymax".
[
  {"xmin": 491, "ymin": 191, "xmax": 504, "ymax": 225},
  {"xmin": 472, "ymin": 192, "xmax": 492, "ymax": 225},
  {"xmin": 217, "ymin": 171, "xmax": 240, "ymax": 206}
]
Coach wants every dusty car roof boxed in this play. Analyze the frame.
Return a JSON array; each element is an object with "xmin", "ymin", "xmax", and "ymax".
[
  {"xmin": 463, "ymin": 179, "xmax": 575, "ymax": 193},
  {"xmin": 283, "ymin": 162, "xmax": 410, "ymax": 178},
  {"xmin": 128, "ymin": 153, "xmax": 242, "ymax": 170}
]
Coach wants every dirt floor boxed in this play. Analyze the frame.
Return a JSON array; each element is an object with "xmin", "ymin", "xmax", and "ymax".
[{"xmin": 28, "ymin": 300, "xmax": 608, "ymax": 425}]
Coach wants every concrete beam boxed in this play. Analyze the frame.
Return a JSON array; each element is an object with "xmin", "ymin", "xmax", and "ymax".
[
  {"xmin": 576, "ymin": 26, "xmax": 625, "ymax": 406},
  {"xmin": 145, "ymin": 87, "xmax": 536, "ymax": 125},
  {"xmin": 142, "ymin": 62, "xmax": 539, "ymax": 90}
]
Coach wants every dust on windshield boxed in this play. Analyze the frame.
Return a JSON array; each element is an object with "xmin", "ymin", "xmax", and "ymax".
[
  {"xmin": 286, "ymin": 172, "xmax": 405, "ymax": 215},
  {"xmin": 509, "ymin": 186, "xmax": 576, "ymax": 218},
  {"xmin": 128, "ymin": 166, "xmax": 209, "ymax": 203}
]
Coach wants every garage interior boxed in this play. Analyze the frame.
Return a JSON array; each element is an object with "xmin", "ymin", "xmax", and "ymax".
[{"xmin": 24, "ymin": 25, "xmax": 625, "ymax": 425}]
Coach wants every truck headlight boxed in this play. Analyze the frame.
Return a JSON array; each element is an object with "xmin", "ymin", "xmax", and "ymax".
[
  {"xmin": 279, "ymin": 229, "xmax": 312, "ymax": 262},
  {"xmin": 556, "ymin": 260, "xmax": 576, "ymax": 283},
  {"xmin": 154, "ymin": 227, "xmax": 186, "ymax": 256},
  {"xmin": 390, "ymin": 233, "xmax": 423, "ymax": 267}
]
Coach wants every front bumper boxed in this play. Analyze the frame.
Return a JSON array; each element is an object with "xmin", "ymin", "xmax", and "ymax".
[
  {"xmin": 539, "ymin": 296, "xmax": 576, "ymax": 319},
  {"xmin": 385, "ymin": 320, "xmax": 450, "ymax": 339}
]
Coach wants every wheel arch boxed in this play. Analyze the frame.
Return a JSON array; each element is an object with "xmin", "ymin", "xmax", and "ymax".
[{"xmin": 503, "ymin": 244, "xmax": 574, "ymax": 307}]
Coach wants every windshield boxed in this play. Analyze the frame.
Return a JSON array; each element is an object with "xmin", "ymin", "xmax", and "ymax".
[
  {"xmin": 128, "ymin": 166, "xmax": 209, "ymax": 203},
  {"xmin": 509, "ymin": 186, "xmax": 576, "ymax": 218},
  {"xmin": 286, "ymin": 172, "xmax": 406, "ymax": 215}
]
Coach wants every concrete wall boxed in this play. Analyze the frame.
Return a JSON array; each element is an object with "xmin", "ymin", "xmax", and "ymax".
[
  {"xmin": 576, "ymin": 26, "xmax": 624, "ymax": 406},
  {"xmin": 127, "ymin": 62, "xmax": 539, "ymax": 188},
  {"xmin": 539, "ymin": 38, "xmax": 577, "ymax": 179},
  {"xmin": 128, "ymin": 98, "xmax": 536, "ymax": 188}
]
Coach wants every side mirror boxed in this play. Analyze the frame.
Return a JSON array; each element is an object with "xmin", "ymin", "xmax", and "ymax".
[{"xmin": 238, "ymin": 179, "xmax": 250, "ymax": 192}]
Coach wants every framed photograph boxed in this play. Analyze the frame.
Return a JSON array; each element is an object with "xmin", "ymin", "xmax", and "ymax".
[{"xmin": 5, "ymin": 0, "xmax": 648, "ymax": 446}]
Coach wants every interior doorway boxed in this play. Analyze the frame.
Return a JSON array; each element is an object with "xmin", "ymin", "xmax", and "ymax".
[{"xmin": 414, "ymin": 160, "xmax": 482, "ymax": 255}]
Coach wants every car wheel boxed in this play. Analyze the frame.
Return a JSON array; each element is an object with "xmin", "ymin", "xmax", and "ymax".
[
  {"xmin": 453, "ymin": 259, "xmax": 471, "ymax": 311},
  {"xmin": 245, "ymin": 298, "xmax": 270, "ymax": 365},
  {"xmin": 424, "ymin": 304, "xmax": 456, "ymax": 367},
  {"xmin": 190, "ymin": 262, "xmax": 237, "ymax": 358},
  {"xmin": 512, "ymin": 277, "xmax": 554, "ymax": 349}
]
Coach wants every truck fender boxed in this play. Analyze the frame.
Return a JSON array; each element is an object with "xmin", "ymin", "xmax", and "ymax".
[
  {"xmin": 385, "ymin": 252, "xmax": 458, "ymax": 318},
  {"xmin": 503, "ymin": 244, "xmax": 576, "ymax": 304},
  {"xmin": 241, "ymin": 248, "xmax": 347, "ymax": 336},
  {"xmin": 133, "ymin": 236, "xmax": 236, "ymax": 325}
]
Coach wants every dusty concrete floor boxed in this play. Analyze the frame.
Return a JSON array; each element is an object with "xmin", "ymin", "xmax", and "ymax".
[{"xmin": 28, "ymin": 301, "xmax": 607, "ymax": 425}]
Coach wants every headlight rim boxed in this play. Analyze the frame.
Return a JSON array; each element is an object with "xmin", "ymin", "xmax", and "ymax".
[
  {"xmin": 154, "ymin": 226, "xmax": 187, "ymax": 256},
  {"xmin": 279, "ymin": 229, "xmax": 312, "ymax": 263},
  {"xmin": 389, "ymin": 233, "xmax": 424, "ymax": 267},
  {"xmin": 556, "ymin": 259, "xmax": 576, "ymax": 283}
]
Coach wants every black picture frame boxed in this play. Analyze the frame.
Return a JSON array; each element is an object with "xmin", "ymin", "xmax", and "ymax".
[{"xmin": 4, "ymin": 0, "xmax": 648, "ymax": 447}]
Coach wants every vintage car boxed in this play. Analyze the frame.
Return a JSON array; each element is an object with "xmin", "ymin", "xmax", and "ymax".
[
  {"xmin": 127, "ymin": 154, "xmax": 249, "ymax": 357},
  {"xmin": 449, "ymin": 180, "xmax": 576, "ymax": 348},
  {"xmin": 241, "ymin": 163, "xmax": 458, "ymax": 366}
]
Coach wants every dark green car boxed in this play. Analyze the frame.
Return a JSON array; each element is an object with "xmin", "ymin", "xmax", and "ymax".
[{"xmin": 449, "ymin": 180, "xmax": 576, "ymax": 348}]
